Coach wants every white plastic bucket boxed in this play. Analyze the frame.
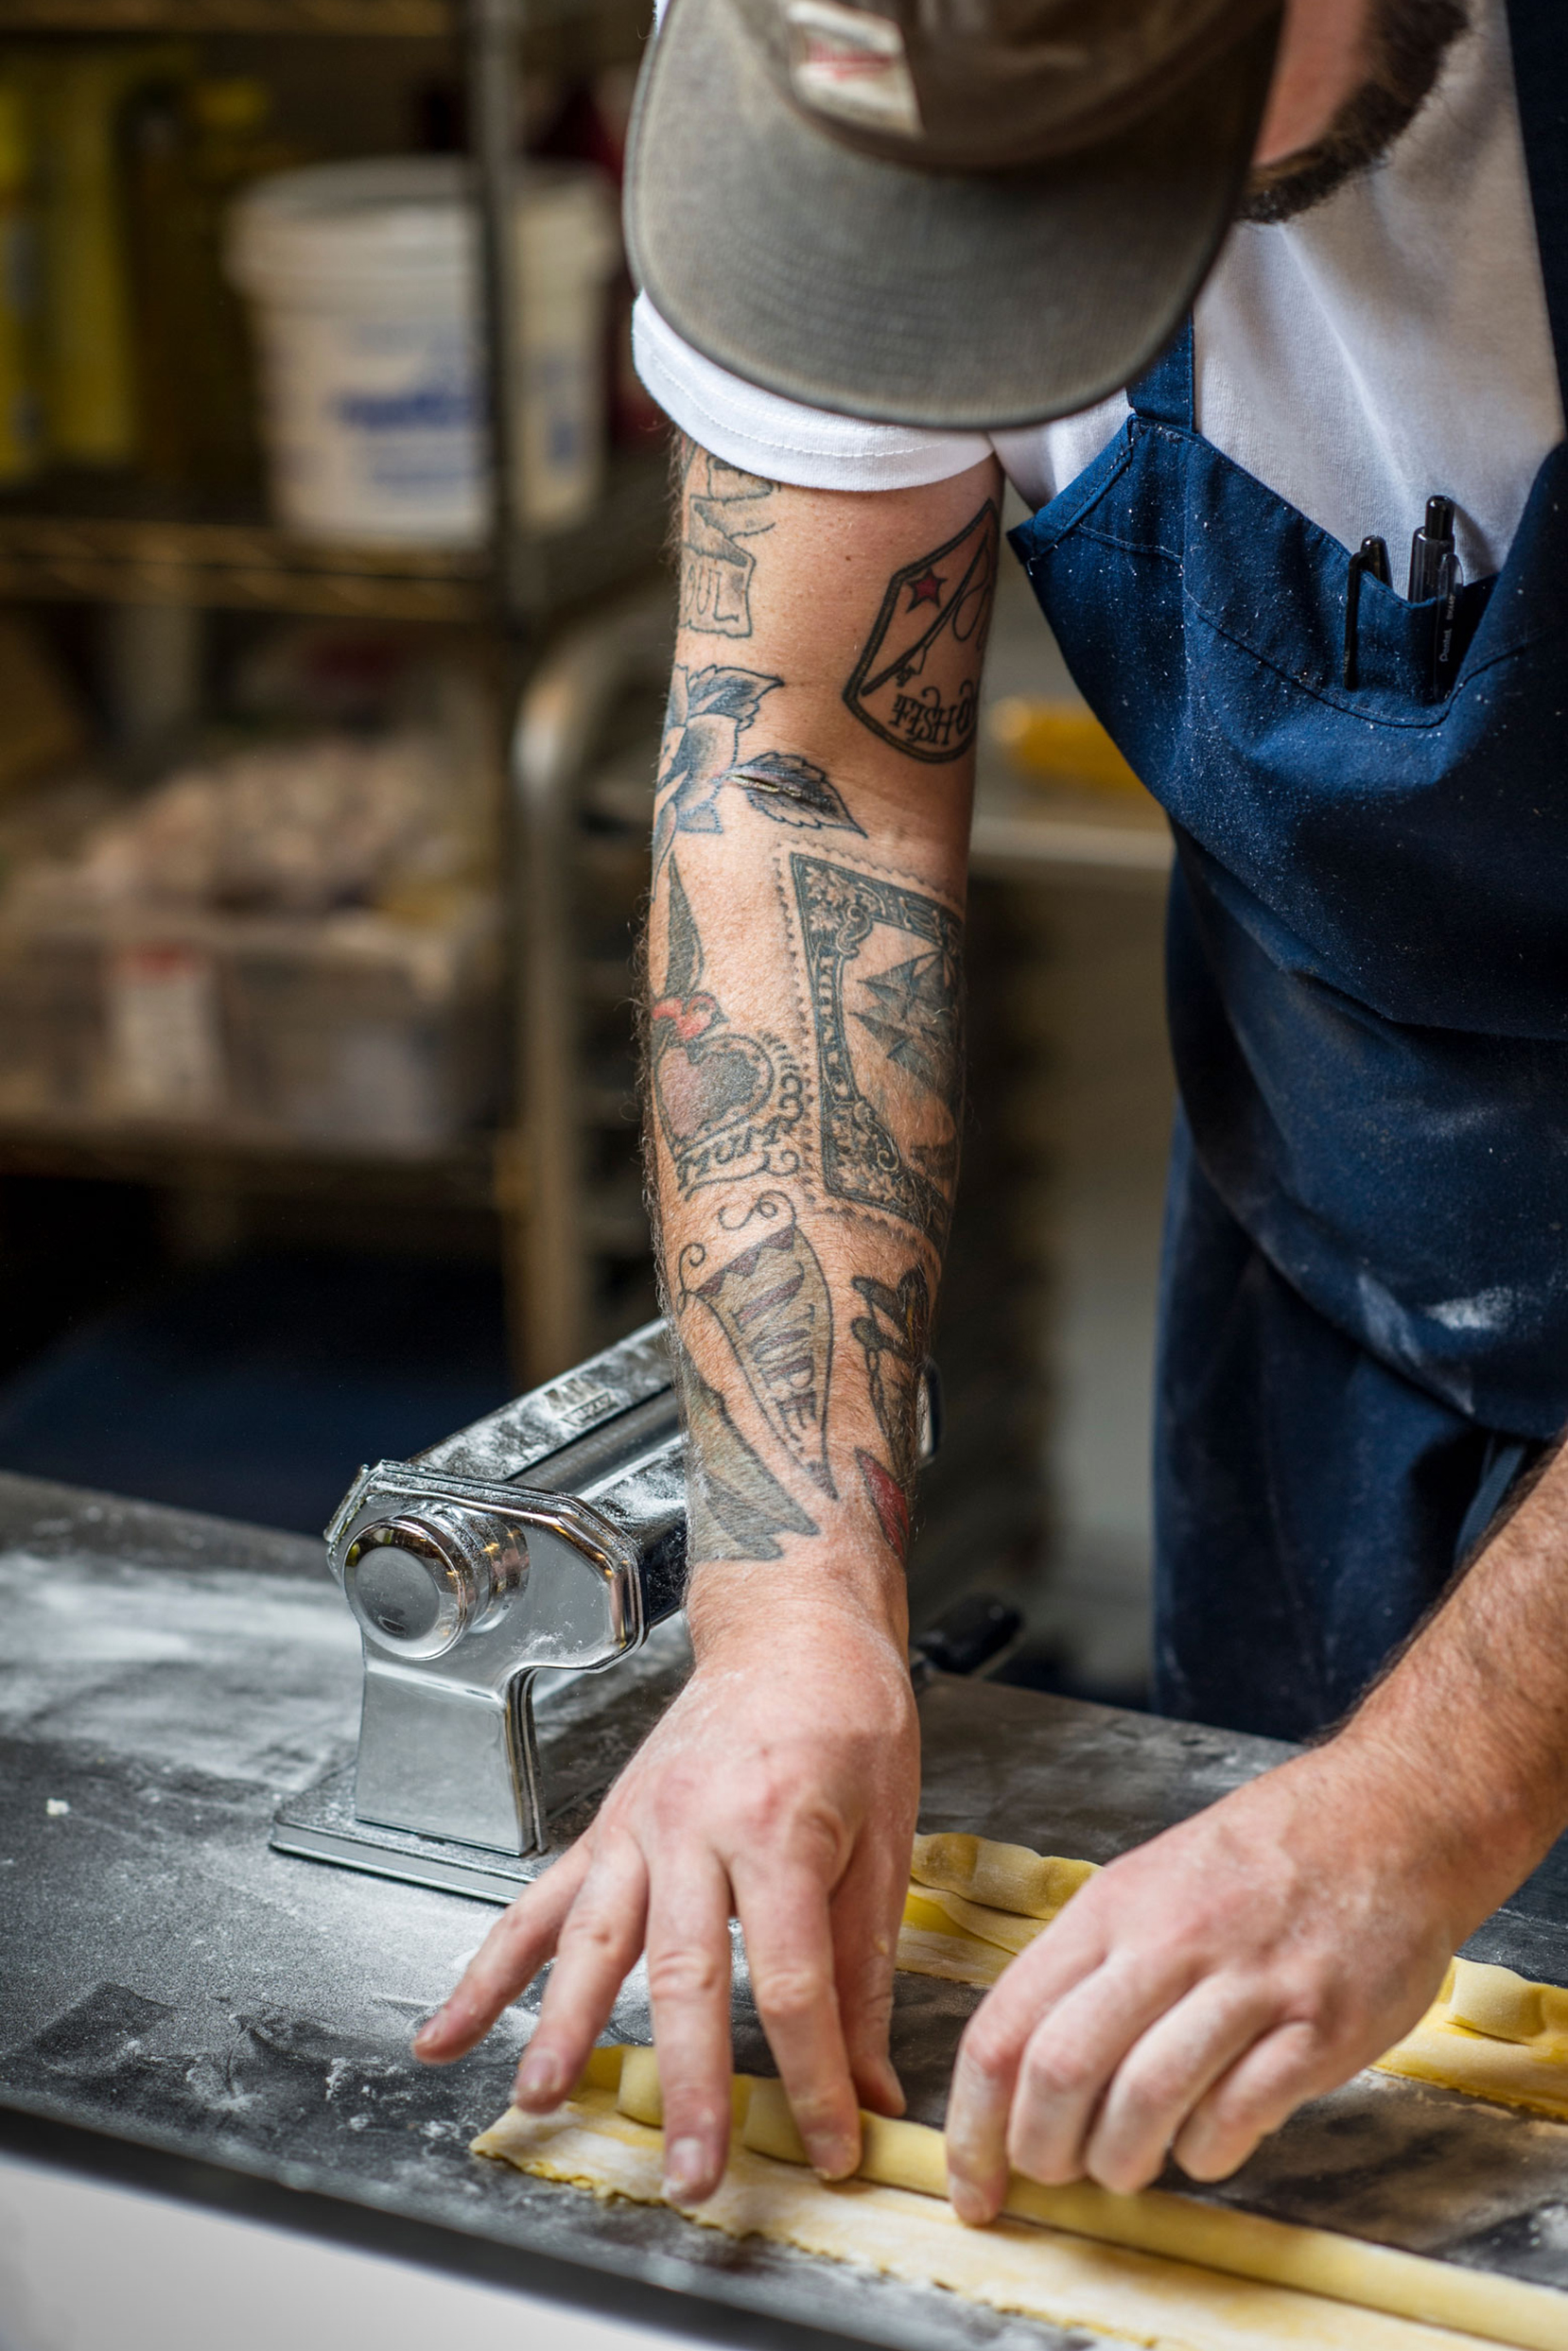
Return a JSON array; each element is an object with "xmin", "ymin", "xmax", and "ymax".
[{"xmin": 227, "ymin": 156, "xmax": 619, "ymax": 547}]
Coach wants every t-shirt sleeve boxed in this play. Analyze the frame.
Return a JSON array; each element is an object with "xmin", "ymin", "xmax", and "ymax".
[{"xmin": 633, "ymin": 292, "xmax": 995, "ymax": 493}]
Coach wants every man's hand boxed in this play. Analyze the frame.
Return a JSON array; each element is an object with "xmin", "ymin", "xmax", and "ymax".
[
  {"xmin": 945, "ymin": 1738, "xmax": 1462, "ymax": 2213},
  {"xmin": 949, "ymin": 1437, "xmax": 1568, "ymax": 2216},
  {"xmin": 414, "ymin": 1583, "xmax": 918, "ymax": 2204}
]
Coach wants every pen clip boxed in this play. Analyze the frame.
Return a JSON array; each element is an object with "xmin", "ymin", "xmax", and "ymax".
[
  {"xmin": 1343, "ymin": 537, "xmax": 1389, "ymax": 690},
  {"xmin": 1431, "ymin": 547, "xmax": 1463, "ymax": 695}
]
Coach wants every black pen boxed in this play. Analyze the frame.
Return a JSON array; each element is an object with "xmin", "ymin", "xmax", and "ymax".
[
  {"xmin": 1408, "ymin": 494, "xmax": 1459, "ymax": 600},
  {"xmin": 1342, "ymin": 535, "xmax": 1392, "ymax": 688},
  {"xmin": 1409, "ymin": 494, "xmax": 1462, "ymax": 689}
]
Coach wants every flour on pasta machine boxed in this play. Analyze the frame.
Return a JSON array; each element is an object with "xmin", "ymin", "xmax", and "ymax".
[
  {"xmin": 270, "ymin": 1317, "xmax": 940, "ymax": 1902},
  {"xmin": 270, "ymin": 1320, "xmax": 688, "ymax": 1899}
]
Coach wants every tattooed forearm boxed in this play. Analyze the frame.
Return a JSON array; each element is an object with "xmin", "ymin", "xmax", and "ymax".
[
  {"xmin": 790, "ymin": 852, "xmax": 964, "ymax": 1250},
  {"xmin": 647, "ymin": 458, "xmax": 994, "ymax": 1578},
  {"xmin": 651, "ymin": 858, "xmax": 805, "ymax": 1194},
  {"xmin": 675, "ymin": 1343, "xmax": 820, "ymax": 1562},
  {"xmin": 678, "ymin": 1191, "xmax": 837, "ymax": 1500},
  {"xmin": 678, "ymin": 441, "xmax": 775, "ymax": 640},
  {"xmin": 843, "ymin": 501, "xmax": 999, "ymax": 763}
]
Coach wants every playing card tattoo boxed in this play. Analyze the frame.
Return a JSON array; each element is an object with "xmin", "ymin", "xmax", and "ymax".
[
  {"xmin": 651, "ymin": 858, "xmax": 806, "ymax": 1195},
  {"xmin": 653, "ymin": 668, "xmax": 862, "ymax": 880},
  {"xmin": 790, "ymin": 853, "xmax": 964, "ymax": 1249},
  {"xmin": 844, "ymin": 501, "xmax": 999, "ymax": 762},
  {"xmin": 678, "ymin": 1191, "xmax": 836, "ymax": 1500}
]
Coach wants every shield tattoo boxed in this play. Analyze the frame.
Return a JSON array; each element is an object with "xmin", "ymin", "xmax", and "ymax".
[
  {"xmin": 843, "ymin": 502, "xmax": 999, "ymax": 763},
  {"xmin": 791, "ymin": 854, "xmax": 963, "ymax": 1250}
]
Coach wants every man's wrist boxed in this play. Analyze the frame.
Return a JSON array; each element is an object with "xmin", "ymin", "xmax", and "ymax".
[
  {"xmin": 685, "ymin": 1544, "xmax": 911, "ymax": 1665},
  {"xmin": 1326, "ymin": 1681, "xmax": 1554, "ymax": 1943}
]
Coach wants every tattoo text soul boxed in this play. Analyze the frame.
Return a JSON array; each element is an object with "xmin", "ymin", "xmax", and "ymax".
[{"xmin": 679, "ymin": 446, "xmax": 775, "ymax": 639}]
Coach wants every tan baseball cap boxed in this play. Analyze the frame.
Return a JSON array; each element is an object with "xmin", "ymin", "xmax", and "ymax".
[{"xmin": 624, "ymin": 0, "xmax": 1282, "ymax": 429}]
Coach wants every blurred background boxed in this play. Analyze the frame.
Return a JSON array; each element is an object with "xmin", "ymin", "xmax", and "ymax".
[{"xmin": 0, "ymin": 0, "xmax": 1173, "ymax": 1708}]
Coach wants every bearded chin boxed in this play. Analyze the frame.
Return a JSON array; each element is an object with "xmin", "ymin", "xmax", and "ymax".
[{"xmin": 1238, "ymin": 0, "xmax": 1471, "ymax": 227}]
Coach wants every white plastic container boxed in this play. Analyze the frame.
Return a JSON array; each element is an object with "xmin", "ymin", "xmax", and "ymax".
[{"xmin": 227, "ymin": 156, "xmax": 619, "ymax": 547}]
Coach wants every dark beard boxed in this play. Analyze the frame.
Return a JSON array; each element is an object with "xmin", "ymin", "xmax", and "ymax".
[{"xmin": 1239, "ymin": 0, "xmax": 1471, "ymax": 226}]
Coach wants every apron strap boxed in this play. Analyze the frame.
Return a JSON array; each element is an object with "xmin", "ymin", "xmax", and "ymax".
[
  {"xmin": 1506, "ymin": 0, "xmax": 1568, "ymax": 401},
  {"xmin": 1127, "ymin": 318, "xmax": 1194, "ymax": 428}
]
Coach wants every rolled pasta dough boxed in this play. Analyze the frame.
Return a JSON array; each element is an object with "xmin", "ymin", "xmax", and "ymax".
[{"xmin": 477, "ymin": 2055, "xmax": 1568, "ymax": 2351}]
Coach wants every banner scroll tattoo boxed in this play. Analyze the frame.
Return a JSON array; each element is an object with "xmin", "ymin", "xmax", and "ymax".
[
  {"xmin": 678, "ymin": 1193, "xmax": 837, "ymax": 1500},
  {"xmin": 677, "ymin": 1352, "xmax": 818, "ymax": 1563}
]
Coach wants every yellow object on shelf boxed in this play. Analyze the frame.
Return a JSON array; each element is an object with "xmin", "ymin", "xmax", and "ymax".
[
  {"xmin": 0, "ymin": 81, "xmax": 41, "ymax": 483},
  {"xmin": 989, "ymin": 696, "xmax": 1149, "ymax": 796},
  {"xmin": 33, "ymin": 44, "xmax": 190, "ymax": 466}
]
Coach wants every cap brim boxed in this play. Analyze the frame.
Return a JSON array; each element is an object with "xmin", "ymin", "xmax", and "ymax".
[{"xmin": 625, "ymin": 0, "xmax": 1278, "ymax": 431}]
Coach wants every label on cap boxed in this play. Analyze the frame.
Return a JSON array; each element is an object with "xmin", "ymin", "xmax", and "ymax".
[{"xmin": 784, "ymin": 0, "xmax": 923, "ymax": 139}]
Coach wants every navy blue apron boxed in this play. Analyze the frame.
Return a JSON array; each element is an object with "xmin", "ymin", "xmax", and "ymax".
[{"xmin": 1011, "ymin": 0, "xmax": 1568, "ymax": 1740}]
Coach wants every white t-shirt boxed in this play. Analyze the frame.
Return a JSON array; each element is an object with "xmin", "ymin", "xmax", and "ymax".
[{"xmin": 635, "ymin": 0, "xmax": 1563, "ymax": 583}]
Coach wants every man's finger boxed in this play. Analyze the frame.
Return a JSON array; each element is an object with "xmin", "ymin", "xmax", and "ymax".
[
  {"xmin": 1172, "ymin": 2018, "xmax": 1328, "ymax": 2182},
  {"xmin": 735, "ymin": 1857, "xmax": 860, "ymax": 2178},
  {"xmin": 1006, "ymin": 1949, "xmax": 1200, "ymax": 2188},
  {"xmin": 414, "ymin": 1840, "xmax": 591, "ymax": 2064},
  {"xmin": 828, "ymin": 1839, "xmax": 907, "ymax": 2118},
  {"xmin": 514, "ymin": 1830, "xmax": 650, "ymax": 2110},
  {"xmin": 945, "ymin": 1907, "xmax": 1108, "ymax": 2222},
  {"xmin": 644, "ymin": 1847, "xmax": 738, "ymax": 2204},
  {"xmin": 1081, "ymin": 1979, "xmax": 1280, "ymax": 2193}
]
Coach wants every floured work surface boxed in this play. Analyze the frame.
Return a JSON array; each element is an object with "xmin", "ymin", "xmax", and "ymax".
[{"xmin": 6, "ymin": 1472, "xmax": 1568, "ymax": 2351}]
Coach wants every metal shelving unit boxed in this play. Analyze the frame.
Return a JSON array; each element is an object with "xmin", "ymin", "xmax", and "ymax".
[
  {"xmin": 0, "ymin": 0, "xmax": 668, "ymax": 1377},
  {"xmin": 0, "ymin": 1, "xmax": 452, "ymax": 27},
  {"xmin": 0, "ymin": 451, "xmax": 668, "ymax": 619}
]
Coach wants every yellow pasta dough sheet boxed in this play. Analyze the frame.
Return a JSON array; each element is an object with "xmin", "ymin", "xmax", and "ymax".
[
  {"xmin": 1374, "ymin": 1960, "xmax": 1568, "ymax": 2122},
  {"xmin": 474, "ymin": 2088, "xmax": 1501, "ymax": 2351}
]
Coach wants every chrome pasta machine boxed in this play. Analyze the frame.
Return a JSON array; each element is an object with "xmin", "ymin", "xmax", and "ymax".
[{"xmin": 271, "ymin": 1319, "xmax": 939, "ymax": 1903}]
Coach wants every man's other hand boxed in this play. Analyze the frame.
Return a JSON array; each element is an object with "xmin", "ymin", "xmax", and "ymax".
[
  {"xmin": 945, "ymin": 1739, "xmax": 1462, "ymax": 2214},
  {"xmin": 413, "ymin": 1589, "xmax": 918, "ymax": 2205}
]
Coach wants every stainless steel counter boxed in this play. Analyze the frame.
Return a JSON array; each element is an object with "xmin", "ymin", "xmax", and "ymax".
[{"xmin": 4, "ymin": 1471, "xmax": 1567, "ymax": 2351}]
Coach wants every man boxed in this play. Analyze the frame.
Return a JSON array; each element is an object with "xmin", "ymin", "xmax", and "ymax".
[{"xmin": 418, "ymin": 0, "xmax": 1568, "ymax": 2229}]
